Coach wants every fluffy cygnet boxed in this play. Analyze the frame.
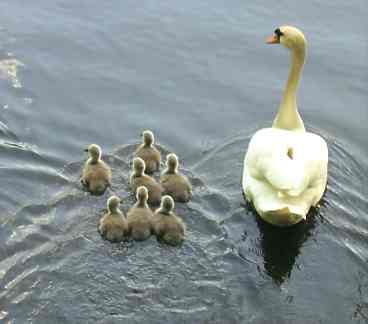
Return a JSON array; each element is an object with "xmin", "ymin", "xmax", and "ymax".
[
  {"xmin": 134, "ymin": 130, "xmax": 161, "ymax": 174},
  {"xmin": 99, "ymin": 196, "xmax": 129, "ymax": 242},
  {"xmin": 81, "ymin": 144, "xmax": 112, "ymax": 195},
  {"xmin": 127, "ymin": 186, "xmax": 154, "ymax": 241},
  {"xmin": 160, "ymin": 153, "xmax": 192, "ymax": 202},
  {"xmin": 130, "ymin": 157, "xmax": 163, "ymax": 206},
  {"xmin": 152, "ymin": 195, "xmax": 186, "ymax": 246}
]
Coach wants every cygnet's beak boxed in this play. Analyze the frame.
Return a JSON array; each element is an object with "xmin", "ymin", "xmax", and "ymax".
[
  {"xmin": 266, "ymin": 34, "xmax": 279, "ymax": 44},
  {"xmin": 84, "ymin": 148, "xmax": 88, "ymax": 152}
]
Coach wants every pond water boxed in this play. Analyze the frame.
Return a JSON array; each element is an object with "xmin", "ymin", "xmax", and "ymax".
[{"xmin": 0, "ymin": 1, "xmax": 367, "ymax": 323}]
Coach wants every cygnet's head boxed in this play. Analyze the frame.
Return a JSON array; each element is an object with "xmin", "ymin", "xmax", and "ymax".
[
  {"xmin": 85, "ymin": 144, "xmax": 102, "ymax": 162},
  {"xmin": 132, "ymin": 157, "xmax": 146, "ymax": 176},
  {"xmin": 136, "ymin": 186, "xmax": 149, "ymax": 203},
  {"xmin": 160, "ymin": 195, "xmax": 175, "ymax": 214},
  {"xmin": 266, "ymin": 26, "xmax": 307, "ymax": 51},
  {"xmin": 142, "ymin": 130, "xmax": 154, "ymax": 146},
  {"xmin": 107, "ymin": 196, "xmax": 121, "ymax": 213},
  {"xmin": 166, "ymin": 153, "xmax": 179, "ymax": 173}
]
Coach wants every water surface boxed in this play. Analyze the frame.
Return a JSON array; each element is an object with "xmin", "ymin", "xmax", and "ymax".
[{"xmin": 0, "ymin": 1, "xmax": 367, "ymax": 323}]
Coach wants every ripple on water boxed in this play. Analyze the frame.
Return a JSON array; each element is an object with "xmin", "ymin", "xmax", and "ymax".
[
  {"xmin": 1, "ymin": 132, "xmax": 368, "ymax": 323},
  {"xmin": 0, "ymin": 143, "xmax": 251, "ymax": 323},
  {"xmin": 0, "ymin": 141, "xmax": 71, "ymax": 216}
]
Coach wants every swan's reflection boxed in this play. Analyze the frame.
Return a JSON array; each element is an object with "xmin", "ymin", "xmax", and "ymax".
[{"xmin": 254, "ymin": 205, "xmax": 319, "ymax": 284}]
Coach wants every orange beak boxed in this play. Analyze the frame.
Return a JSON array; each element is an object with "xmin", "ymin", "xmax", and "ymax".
[{"xmin": 266, "ymin": 34, "xmax": 279, "ymax": 44}]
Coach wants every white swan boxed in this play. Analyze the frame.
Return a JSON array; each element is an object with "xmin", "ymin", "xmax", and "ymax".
[{"xmin": 242, "ymin": 26, "xmax": 328, "ymax": 226}]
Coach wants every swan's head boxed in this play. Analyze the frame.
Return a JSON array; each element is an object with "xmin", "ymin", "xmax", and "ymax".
[
  {"xmin": 136, "ymin": 186, "xmax": 149, "ymax": 203},
  {"xmin": 107, "ymin": 196, "xmax": 121, "ymax": 213},
  {"xmin": 85, "ymin": 144, "xmax": 102, "ymax": 162},
  {"xmin": 132, "ymin": 157, "xmax": 146, "ymax": 176},
  {"xmin": 160, "ymin": 195, "xmax": 175, "ymax": 214},
  {"xmin": 142, "ymin": 130, "xmax": 154, "ymax": 146},
  {"xmin": 166, "ymin": 153, "xmax": 179, "ymax": 173},
  {"xmin": 267, "ymin": 26, "xmax": 307, "ymax": 51}
]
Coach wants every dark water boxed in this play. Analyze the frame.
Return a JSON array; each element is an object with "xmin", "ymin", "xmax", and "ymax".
[{"xmin": 0, "ymin": 1, "xmax": 367, "ymax": 323}]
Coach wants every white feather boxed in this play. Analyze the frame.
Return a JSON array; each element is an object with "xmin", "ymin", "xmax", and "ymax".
[{"xmin": 243, "ymin": 128, "xmax": 328, "ymax": 225}]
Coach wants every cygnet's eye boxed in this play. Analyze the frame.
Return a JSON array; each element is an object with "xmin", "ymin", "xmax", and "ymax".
[{"xmin": 274, "ymin": 28, "xmax": 284, "ymax": 39}]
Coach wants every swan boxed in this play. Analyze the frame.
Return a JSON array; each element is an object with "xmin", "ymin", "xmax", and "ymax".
[{"xmin": 242, "ymin": 26, "xmax": 328, "ymax": 226}]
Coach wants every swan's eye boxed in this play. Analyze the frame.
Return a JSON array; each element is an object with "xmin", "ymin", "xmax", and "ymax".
[{"xmin": 274, "ymin": 28, "xmax": 284, "ymax": 38}]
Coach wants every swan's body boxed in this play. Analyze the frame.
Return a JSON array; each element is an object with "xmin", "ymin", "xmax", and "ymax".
[{"xmin": 242, "ymin": 26, "xmax": 328, "ymax": 226}]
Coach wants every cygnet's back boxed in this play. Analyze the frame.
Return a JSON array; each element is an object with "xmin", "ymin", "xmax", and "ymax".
[
  {"xmin": 152, "ymin": 195, "xmax": 186, "ymax": 246},
  {"xmin": 82, "ymin": 144, "xmax": 112, "ymax": 195},
  {"xmin": 99, "ymin": 196, "xmax": 129, "ymax": 242},
  {"xmin": 127, "ymin": 186, "xmax": 153, "ymax": 241},
  {"xmin": 130, "ymin": 157, "xmax": 163, "ymax": 205},
  {"xmin": 160, "ymin": 153, "xmax": 192, "ymax": 202},
  {"xmin": 134, "ymin": 130, "xmax": 161, "ymax": 174}
]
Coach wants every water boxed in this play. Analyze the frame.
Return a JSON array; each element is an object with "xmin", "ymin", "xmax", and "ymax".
[{"xmin": 0, "ymin": 1, "xmax": 367, "ymax": 323}]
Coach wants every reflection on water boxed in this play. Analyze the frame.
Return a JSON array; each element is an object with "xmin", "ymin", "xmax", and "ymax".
[
  {"xmin": 225, "ymin": 199, "xmax": 319, "ymax": 285},
  {"xmin": 254, "ymin": 204, "xmax": 318, "ymax": 285},
  {"xmin": 0, "ymin": 58, "xmax": 23, "ymax": 88}
]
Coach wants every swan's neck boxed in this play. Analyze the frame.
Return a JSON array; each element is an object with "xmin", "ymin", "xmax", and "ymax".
[{"xmin": 273, "ymin": 46, "xmax": 306, "ymax": 132}]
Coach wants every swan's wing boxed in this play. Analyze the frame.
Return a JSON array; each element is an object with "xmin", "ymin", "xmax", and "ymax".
[
  {"xmin": 246, "ymin": 129, "xmax": 318, "ymax": 196},
  {"xmin": 244, "ymin": 129, "xmax": 328, "ymax": 221},
  {"xmin": 261, "ymin": 149, "xmax": 309, "ymax": 195}
]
